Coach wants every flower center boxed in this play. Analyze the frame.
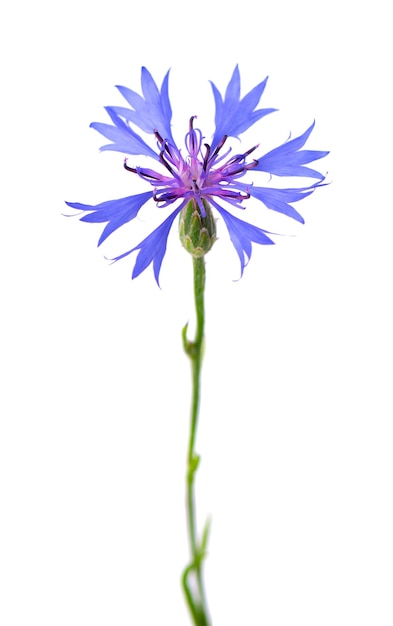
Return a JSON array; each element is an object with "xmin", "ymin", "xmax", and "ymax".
[{"xmin": 124, "ymin": 117, "xmax": 259, "ymax": 214}]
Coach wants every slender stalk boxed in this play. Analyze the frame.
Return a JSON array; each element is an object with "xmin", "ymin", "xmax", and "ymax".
[{"xmin": 181, "ymin": 255, "xmax": 211, "ymax": 626}]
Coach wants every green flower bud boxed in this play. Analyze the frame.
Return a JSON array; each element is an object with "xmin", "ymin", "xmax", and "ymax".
[{"xmin": 179, "ymin": 200, "xmax": 216, "ymax": 258}]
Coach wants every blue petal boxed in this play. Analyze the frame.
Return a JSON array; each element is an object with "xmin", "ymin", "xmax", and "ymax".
[
  {"xmin": 111, "ymin": 206, "xmax": 183, "ymax": 285},
  {"xmin": 255, "ymin": 122, "xmax": 329, "ymax": 179},
  {"xmin": 210, "ymin": 66, "xmax": 277, "ymax": 151},
  {"xmin": 141, "ymin": 66, "xmax": 161, "ymax": 103},
  {"xmin": 224, "ymin": 65, "xmax": 241, "ymax": 105},
  {"xmin": 160, "ymin": 70, "xmax": 173, "ymax": 135},
  {"xmin": 65, "ymin": 192, "xmax": 152, "ymax": 245},
  {"xmin": 115, "ymin": 67, "xmax": 174, "ymax": 142},
  {"xmin": 249, "ymin": 182, "xmax": 324, "ymax": 223},
  {"xmin": 91, "ymin": 107, "xmax": 159, "ymax": 159},
  {"xmin": 212, "ymin": 203, "xmax": 274, "ymax": 276},
  {"xmin": 107, "ymin": 106, "xmax": 153, "ymax": 132}
]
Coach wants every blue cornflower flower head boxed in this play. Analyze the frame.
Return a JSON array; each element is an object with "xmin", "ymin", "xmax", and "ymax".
[{"xmin": 66, "ymin": 66, "xmax": 328, "ymax": 285}]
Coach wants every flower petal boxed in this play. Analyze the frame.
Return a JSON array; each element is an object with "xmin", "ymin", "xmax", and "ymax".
[
  {"xmin": 65, "ymin": 192, "xmax": 152, "ymax": 245},
  {"xmin": 111, "ymin": 206, "xmax": 183, "ymax": 285},
  {"xmin": 115, "ymin": 67, "xmax": 174, "ymax": 142},
  {"xmin": 212, "ymin": 203, "xmax": 274, "ymax": 276},
  {"xmin": 255, "ymin": 122, "xmax": 329, "ymax": 179},
  {"xmin": 249, "ymin": 182, "xmax": 324, "ymax": 223},
  {"xmin": 90, "ymin": 107, "xmax": 159, "ymax": 158},
  {"xmin": 210, "ymin": 65, "xmax": 277, "ymax": 151},
  {"xmin": 224, "ymin": 65, "xmax": 241, "ymax": 105}
]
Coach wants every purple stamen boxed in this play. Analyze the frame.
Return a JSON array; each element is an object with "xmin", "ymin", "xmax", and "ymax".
[
  {"xmin": 129, "ymin": 121, "xmax": 259, "ymax": 214},
  {"xmin": 124, "ymin": 159, "xmax": 137, "ymax": 173}
]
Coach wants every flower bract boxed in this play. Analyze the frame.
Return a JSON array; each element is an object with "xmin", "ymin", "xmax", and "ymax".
[{"xmin": 66, "ymin": 66, "xmax": 328, "ymax": 284}]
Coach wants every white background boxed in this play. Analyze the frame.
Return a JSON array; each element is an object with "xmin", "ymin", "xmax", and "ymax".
[{"xmin": 1, "ymin": 1, "xmax": 392, "ymax": 624}]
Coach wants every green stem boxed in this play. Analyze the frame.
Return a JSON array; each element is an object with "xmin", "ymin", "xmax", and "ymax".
[{"xmin": 181, "ymin": 256, "xmax": 211, "ymax": 626}]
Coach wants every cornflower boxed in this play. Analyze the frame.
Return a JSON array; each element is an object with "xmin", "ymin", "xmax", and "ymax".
[
  {"xmin": 66, "ymin": 66, "xmax": 327, "ymax": 283},
  {"xmin": 66, "ymin": 66, "xmax": 328, "ymax": 626}
]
